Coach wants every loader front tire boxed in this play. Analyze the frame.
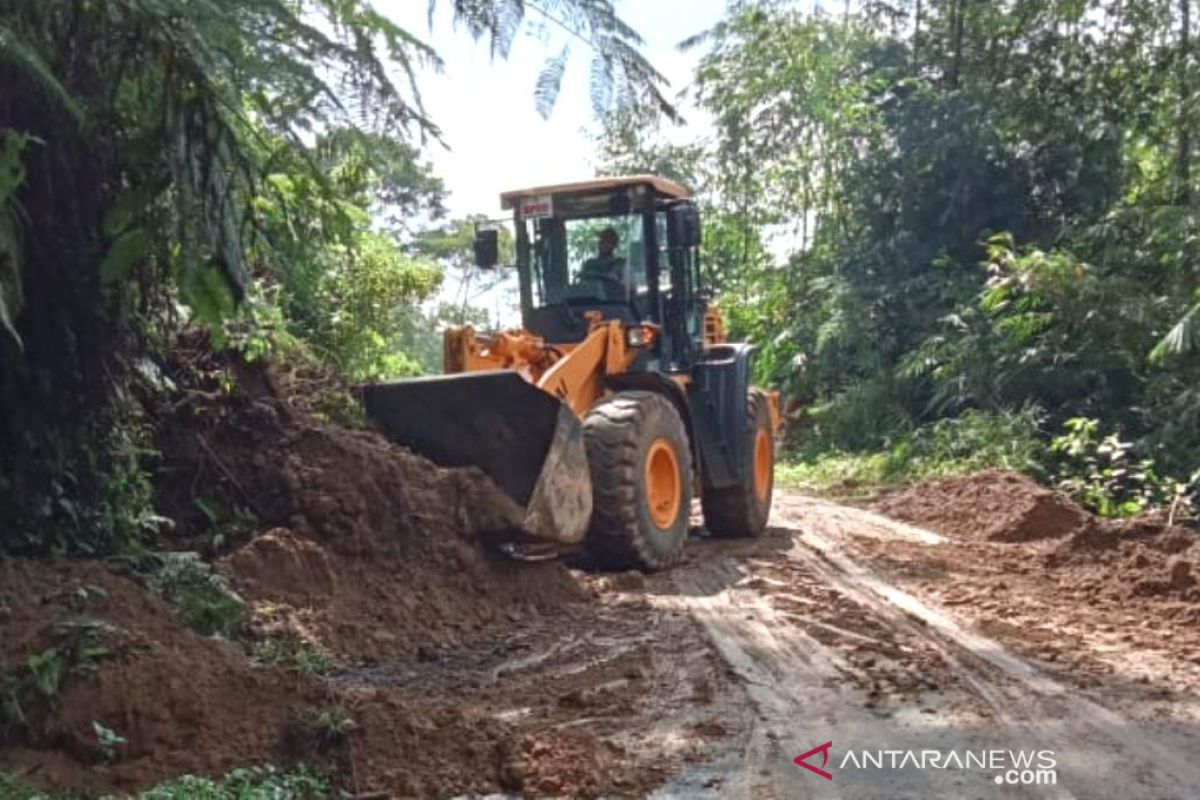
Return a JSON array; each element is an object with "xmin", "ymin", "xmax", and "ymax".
[
  {"xmin": 583, "ymin": 391, "xmax": 693, "ymax": 571},
  {"xmin": 701, "ymin": 390, "xmax": 774, "ymax": 538}
]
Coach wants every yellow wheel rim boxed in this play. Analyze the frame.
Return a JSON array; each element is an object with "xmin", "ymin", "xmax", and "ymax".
[
  {"xmin": 754, "ymin": 428, "xmax": 771, "ymax": 502},
  {"xmin": 645, "ymin": 437, "xmax": 682, "ymax": 529}
]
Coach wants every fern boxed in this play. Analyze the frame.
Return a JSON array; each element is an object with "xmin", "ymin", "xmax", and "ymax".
[
  {"xmin": 1151, "ymin": 298, "xmax": 1200, "ymax": 361},
  {"xmin": 535, "ymin": 45, "xmax": 571, "ymax": 119}
]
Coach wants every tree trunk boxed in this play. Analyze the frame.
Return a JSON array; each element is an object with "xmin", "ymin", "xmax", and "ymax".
[
  {"xmin": 913, "ymin": 0, "xmax": 923, "ymax": 72},
  {"xmin": 1177, "ymin": 0, "xmax": 1192, "ymax": 204},
  {"xmin": 949, "ymin": 0, "xmax": 966, "ymax": 89}
]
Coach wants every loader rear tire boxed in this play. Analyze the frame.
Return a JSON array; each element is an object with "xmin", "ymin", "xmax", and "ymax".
[
  {"xmin": 701, "ymin": 390, "xmax": 773, "ymax": 538},
  {"xmin": 583, "ymin": 391, "xmax": 693, "ymax": 572}
]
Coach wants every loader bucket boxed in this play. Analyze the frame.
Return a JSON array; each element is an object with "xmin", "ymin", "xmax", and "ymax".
[{"xmin": 361, "ymin": 370, "xmax": 592, "ymax": 545}]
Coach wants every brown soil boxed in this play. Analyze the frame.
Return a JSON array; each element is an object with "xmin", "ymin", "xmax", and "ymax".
[
  {"xmin": 1048, "ymin": 516, "xmax": 1200, "ymax": 607},
  {"xmin": 1, "ymin": 343, "xmax": 697, "ymax": 798},
  {"xmin": 859, "ymin": 470, "xmax": 1200, "ymax": 707},
  {"xmin": 10, "ymin": 331, "xmax": 1191, "ymax": 800},
  {"xmin": 873, "ymin": 469, "xmax": 1200, "ymax": 612},
  {"xmin": 154, "ymin": 344, "xmax": 590, "ymax": 664},
  {"xmin": 873, "ymin": 469, "xmax": 1088, "ymax": 542},
  {"xmin": 0, "ymin": 559, "xmax": 328, "ymax": 793}
]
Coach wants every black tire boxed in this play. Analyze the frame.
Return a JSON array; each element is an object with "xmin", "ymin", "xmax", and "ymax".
[
  {"xmin": 582, "ymin": 391, "xmax": 693, "ymax": 571},
  {"xmin": 701, "ymin": 390, "xmax": 774, "ymax": 538}
]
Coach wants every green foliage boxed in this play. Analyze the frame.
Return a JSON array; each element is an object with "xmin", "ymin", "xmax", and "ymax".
[
  {"xmin": 130, "ymin": 765, "xmax": 339, "ymax": 800},
  {"xmin": 251, "ymin": 131, "xmax": 447, "ymax": 381},
  {"xmin": 10, "ymin": 398, "xmax": 169, "ymax": 557},
  {"xmin": 590, "ymin": 108, "xmax": 705, "ymax": 189},
  {"xmin": 414, "ymin": 216, "xmax": 514, "ymax": 272},
  {"xmin": 801, "ymin": 378, "xmax": 912, "ymax": 453},
  {"xmin": 1051, "ymin": 418, "xmax": 1199, "ymax": 520},
  {"xmin": 0, "ymin": 0, "xmax": 673, "ymax": 554},
  {"xmin": 316, "ymin": 234, "xmax": 441, "ymax": 381},
  {"xmin": 92, "ymin": 720, "xmax": 127, "ymax": 762},
  {"xmin": 192, "ymin": 496, "xmax": 258, "ymax": 553},
  {"xmin": 779, "ymin": 409, "xmax": 1045, "ymax": 497},
  {"xmin": 0, "ymin": 129, "xmax": 30, "ymax": 350},
  {"xmin": 633, "ymin": 0, "xmax": 1200, "ymax": 499},
  {"xmin": 250, "ymin": 638, "xmax": 333, "ymax": 677},
  {"xmin": 292, "ymin": 707, "xmax": 356, "ymax": 753},
  {"xmin": 2, "ymin": 619, "xmax": 120, "ymax": 733},
  {"xmin": 0, "ymin": 765, "xmax": 339, "ymax": 800},
  {"xmin": 140, "ymin": 553, "xmax": 245, "ymax": 639}
]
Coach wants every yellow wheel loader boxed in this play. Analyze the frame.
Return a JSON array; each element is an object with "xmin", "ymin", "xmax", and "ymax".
[{"xmin": 363, "ymin": 175, "xmax": 779, "ymax": 571}]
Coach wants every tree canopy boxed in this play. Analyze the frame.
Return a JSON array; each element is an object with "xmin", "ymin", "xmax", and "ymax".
[
  {"xmin": 596, "ymin": 0, "xmax": 1198, "ymax": 509},
  {"xmin": 0, "ymin": 0, "xmax": 672, "ymax": 553}
]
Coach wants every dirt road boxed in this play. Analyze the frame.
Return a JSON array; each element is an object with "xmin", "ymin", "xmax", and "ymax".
[
  {"xmin": 10, "ymin": 472, "xmax": 1196, "ymax": 797},
  {"xmin": 391, "ymin": 483, "xmax": 1200, "ymax": 798},
  {"xmin": 633, "ymin": 492, "xmax": 1200, "ymax": 798}
]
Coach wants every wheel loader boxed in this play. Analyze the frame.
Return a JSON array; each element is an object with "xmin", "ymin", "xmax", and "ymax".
[{"xmin": 362, "ymin": 175, "xmax": 779, "ymax": 571}]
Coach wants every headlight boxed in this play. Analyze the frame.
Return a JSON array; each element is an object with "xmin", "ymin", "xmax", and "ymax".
[{"xmin": 625, "ymin": 324, "xmax": 658, "ymax": 348}]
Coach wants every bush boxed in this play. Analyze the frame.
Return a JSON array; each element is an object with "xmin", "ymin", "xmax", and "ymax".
[
  {"xmin": 0, "ymin": 764, "xmax": 340, "ymax": 800},
  {"xmin": 1050, "ymin": 417, "xmax": 1199, "ymax": 520},
  {"xmin": 139, "ymin": 553, "xmax": 245, "ymax": 639},
  {"xmin": 133, "ymin": 765, "xmax": 339, "ymax": 800},
  {"xmin": 779, "ymin": 409, "xmax": 1044, "ymax": 495},
  {"xmin": 799, "ymin": 377, "xmax": 913, "ymax": 454}
]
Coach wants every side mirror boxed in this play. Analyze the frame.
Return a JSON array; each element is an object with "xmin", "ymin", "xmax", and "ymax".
[
  {"xmin": 473, "ymin": 228, "xmax": 499, "ymax": 269},
  {"xmin": 670, "ymin": 203, "xmax": 701, "ymax": 248}
]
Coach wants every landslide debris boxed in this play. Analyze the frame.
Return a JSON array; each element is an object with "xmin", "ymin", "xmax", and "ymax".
[
  {"xmin": 1049, "ymin": 514, "xmax": 1200, "ymax": 606},
  {"xmin": 873, "ymin": 469, "xmax": 1087, "ymax": 542},
  {"xmin": 873, "ymin": 469, "xmax": 1200, "ymax": 612},
  {"xmin": 0, "ymin": 341, "xmax": 604, "ymax": 796},
  {"xmin": 155, "ymin": 340, "xmax": 587, "ymax": 663}
]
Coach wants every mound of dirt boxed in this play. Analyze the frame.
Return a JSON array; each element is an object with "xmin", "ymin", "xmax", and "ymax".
[
  {"xmin": 2, "ymin": 342, "xmax": 596, "ymax": 796},
  {"xmin": 220, "ymin": 527, "xmax": 337, "ymax": 601},
  {"xmin": 1048, "ymin": 517, "xmax": 1200, "ymax": 604},
  {"xmin": 874, "ymin": 469, "xmax": 1089, "ymax": 542},
  {"xmin": 157, "ymin": 347, "xmax": 587, "ymax": 664},
  {"xmin": 0, "ymin": 559, "xmax": 328, "ymax": 793},
  {"xmin": 873, "ymin": 469, "xmax": 1199, "ymax": 613}
]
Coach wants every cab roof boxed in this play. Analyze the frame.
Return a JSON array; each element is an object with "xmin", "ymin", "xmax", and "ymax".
[{"xmin": 499, "ymin": 174, "xmax": 689, "ymax": 210}]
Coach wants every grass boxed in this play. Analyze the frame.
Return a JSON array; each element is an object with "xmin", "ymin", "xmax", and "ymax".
[
  {"xmin": 133, "ymin": 765, "xmax": 339, "ymax": 799},
  {"xmin": 0, "ymin": 765, "xmax": 340, "ymax": 799},
  {"xmin": 249, "ymin": 637, "xmax": 334, "ymax": 676},
  {"xmin": 777, "ymin": 409, "xmax": 1045, "ymax": 498}
]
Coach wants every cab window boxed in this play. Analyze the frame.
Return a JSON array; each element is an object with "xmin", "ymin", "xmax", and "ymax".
[{"xmin": 526, "ymin": 214, "xmax": 649, "ymax": 306}]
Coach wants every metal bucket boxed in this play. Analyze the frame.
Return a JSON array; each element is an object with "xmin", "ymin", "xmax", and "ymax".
[{"xmin": 361, "ymin": 370, "xmax": 592, "ymax": 545}]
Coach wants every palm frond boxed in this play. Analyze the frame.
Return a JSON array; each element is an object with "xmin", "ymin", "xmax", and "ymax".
[
  {"xmin": 0, "ymin": 22, "xmax": 83, "ymax": 122},
  {"xmin": 535, "ymin": 45, "xmax": 571, "ymax": 119},
  {"xmin": 446, "ymin": 0, "xmax": 674, "ymax": 120},
  {"xmin": 1151, "ymin": 300, "xmax": 1200, "ymax": 361}
]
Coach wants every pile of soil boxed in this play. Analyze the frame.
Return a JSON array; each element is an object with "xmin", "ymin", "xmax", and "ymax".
[
  {"xmin": 0, "ymin": 559, "xmax": 327, "ymax": 791},
  {"xmin": 1, "ymin": 342, "xmax": 601, "ymax": 796},
  {"xmin": 874, "ymin": 469, "xmax": 1199, "ymax": 611},
  {"xmin": 874, "ymin": 469, "xmax": 1088, "ymax": 542},
  {"xmin": 1049, "ymin": 516, "xmax": 1200, "ymax": 606},
  {"xmin": 155, "ymin": 343, "xmax": 587, "ymax": 664}
]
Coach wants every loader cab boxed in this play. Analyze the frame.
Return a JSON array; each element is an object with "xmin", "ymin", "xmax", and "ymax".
[{"xmin": 499, "ymin": 176, "xmax": 706, "ymax": 372}]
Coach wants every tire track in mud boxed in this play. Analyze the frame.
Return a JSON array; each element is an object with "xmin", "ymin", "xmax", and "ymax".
[{"xmin": 650, "ymin": 493, "xmax": 1200, "ymax": 799}]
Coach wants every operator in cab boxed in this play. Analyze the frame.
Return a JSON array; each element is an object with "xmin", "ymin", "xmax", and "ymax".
[{"xmin": 576, "ymin": 227, "xmax": 627, "ymax": 300}]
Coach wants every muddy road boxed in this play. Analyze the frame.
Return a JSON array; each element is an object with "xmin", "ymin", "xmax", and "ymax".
[
  {"xmin": 647, "ymin": 493, "xmax": 1200, "ymax": 799},
  {"xmin": 440, "ymin": 487, "xmax": 1200, "ymax": 798}
]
